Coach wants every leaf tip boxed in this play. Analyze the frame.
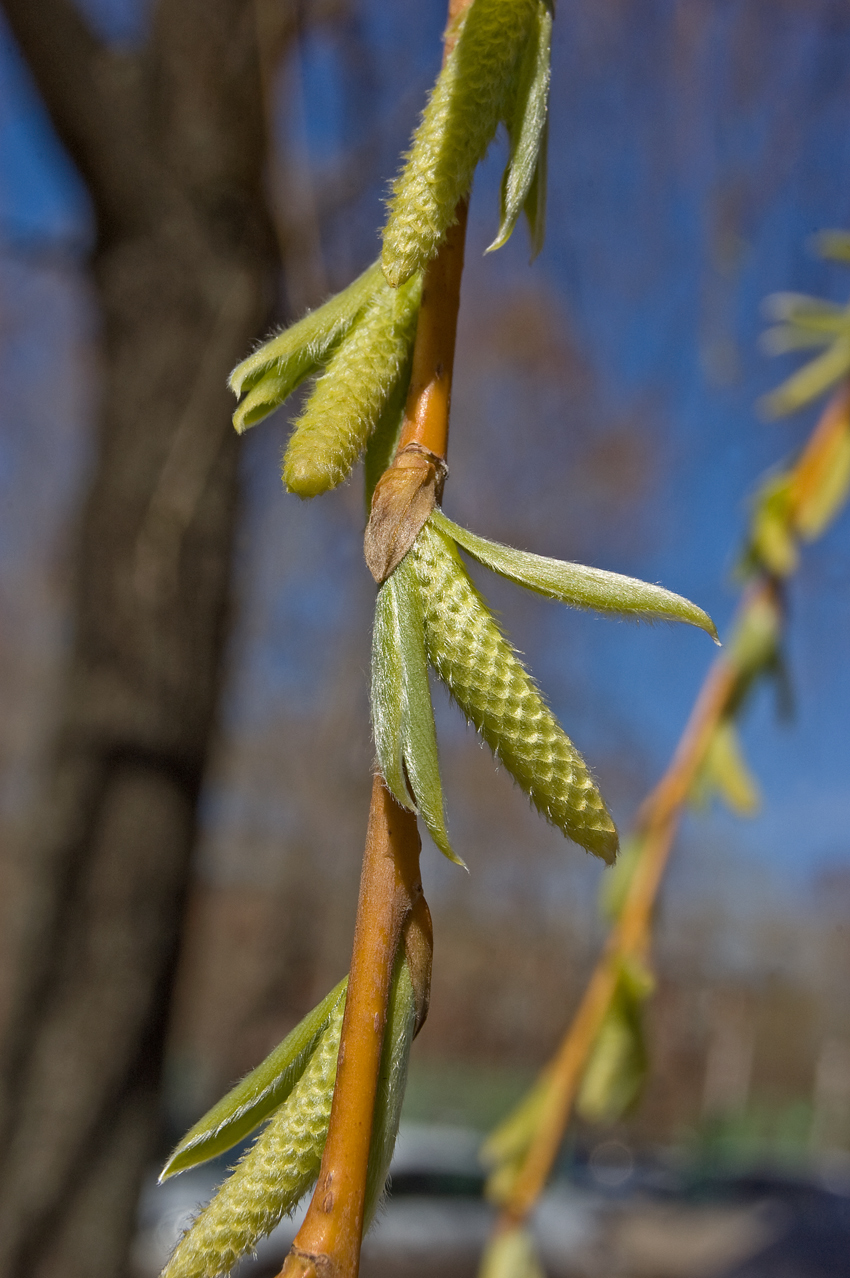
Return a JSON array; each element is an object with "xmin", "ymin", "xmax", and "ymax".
[{"xmin": 485, "ymin": 230, "xmax": 510, "ymax": 255}]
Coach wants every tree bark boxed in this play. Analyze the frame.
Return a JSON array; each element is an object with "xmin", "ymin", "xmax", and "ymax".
[{"xmin": 0, "ymin": 2, "xmax": 282, "ymax": 1273}]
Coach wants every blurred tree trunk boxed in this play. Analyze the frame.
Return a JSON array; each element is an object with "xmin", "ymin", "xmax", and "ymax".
[{"xmin": 0, "ymin": 2, "xmax": 288, "ymax": 1274}]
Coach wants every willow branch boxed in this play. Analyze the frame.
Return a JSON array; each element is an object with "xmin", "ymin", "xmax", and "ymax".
[
  {"xmin": 280, "ymin": 779, "xmax": 424, "ymax": 1278},
  {"xmin": 491, "ymin": 385, "xmax": 850, "ymax": 1235}
]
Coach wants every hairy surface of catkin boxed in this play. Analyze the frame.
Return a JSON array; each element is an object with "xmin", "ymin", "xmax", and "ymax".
[
  {"xmin": 163, "ymin": 995, "xmax": 345, "ymax": 1278},
  {"xmin": 382, "ymin": 0, "xmax": 539, "ymax": 286},
  {"xmin": 413, "ymin": 524, "xmax": 618, "ymax": 862},
  {"xmin": 283, "ymin": 274, "xmax": 422, "ymax": 496}
]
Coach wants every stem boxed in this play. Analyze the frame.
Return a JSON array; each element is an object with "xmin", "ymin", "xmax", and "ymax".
[
  {"xmin": 396, "ymin": 200, "xmax": 469, "ymax": 463},
  {"xmin": 280, "ymin": 779, "xmax": 423, "ymax": 1278},
  {"xmin": 287, "ymin": 5, "xmax": 477, "ymax": 1269},
  {"xmin": 492, "ymin": 588, "xmax": 761, "ymax": 1230}
]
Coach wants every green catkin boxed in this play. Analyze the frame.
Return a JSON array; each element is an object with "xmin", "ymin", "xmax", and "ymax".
[
  {"xmin": 413, "ymin": 524, "xmax": 618, "ymax": 863},
  {"xmin": 163, "ymin": 995, "xmax": 345, "ymax": 1278},
  {"xmin": 283, "ymin": 273, "xmax": 422, "ymax": 497},
  {"xmin": 382, "ymin": 0, "xmax": 539, "ymax": 287}
]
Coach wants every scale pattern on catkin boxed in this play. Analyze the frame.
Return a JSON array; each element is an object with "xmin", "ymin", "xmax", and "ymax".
[
  {"xmin": 382, "ymin": 0, "xmax": 538, "ymax": 286},
  {"xmin": 163, "ymin": 994, "xmax": 345, "ymax": 1278},
  {"xmin": 413, "ymin": 524, "xmax": 618, "ymax": 863},
  {"xmin": 283, "ymin": 274, "xmax": 422, "ymax": 497}
]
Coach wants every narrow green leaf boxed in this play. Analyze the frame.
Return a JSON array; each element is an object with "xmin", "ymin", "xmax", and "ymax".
[
  {"xmin": 762, "ymin": 293, "xmax": 849, "ymax": 331},
  {"xmin": 232, "ymin": 367, "xmax": 295, "ymax": 434},
  {"xmin": 372, "ymin": 578, "xmax": 416, "ymax": 811},
  {"xmin": 814, "ymin": 230, "xmax": 850, "ymax": 263},
  {"xmin": 229, "ymin": 260, "xmax": 383, "ymax": 406},
  {"xmin": 160, "ymin": 977, "xmax": 347, "ymax": 1180},
  {"xmin": 488, "ymin": 0, "xmax": 552, "ymax": 254},
  {"xmin": 432, "ymin": 509, "xmax": 718, "ymax": 641},
  {"xmin": 747, "ymin": 473, "xmax": 798, "ymax": 577},
  {"xmin": 522, "ymin": 114, "xmax": 548, "ymax": 261},
  {"xmin": 693, "ymin": 719, "xmax": 760, "ymax": 817},
  {"xmin": 577, "ymin": 972, "xmax": 648, "ymax": 1124},
  {"xmin": 761, "ymin": 335, "xmax": 850, "ymax": 417},
  {"xmin": 727, "ymin": 590, "xmax": 781, "ymax": 681},
  {"xmin": 364, "ymin": 955, "xmax": 417, "ymax": 1228},
  {"xmin": 480, "ymin": 1226, "xmax": 546, "ymax": 1278},
  {"xmin": 162, "ymin": 995, "xmax": 345, "ymax": 1278},
  {"xmin": 760, "ymin": 326, "xmax": 836, "ymax": 356},
  {"xmin": 393, "ymin": 556, "xmax": 463, "ymax": 866}
]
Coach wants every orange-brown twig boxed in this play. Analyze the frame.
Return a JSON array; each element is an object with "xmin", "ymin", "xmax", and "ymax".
[
  {"xmin": 280, "ymin": 780, "xmax": 423, "ymax": 1278},
  {"xmin": 283, "ymin": 6, "xmax": 476, "ymax": 1269},
  {"xmin": 396, "ymin": 201, "xmax": 469, "ymax": 463}
]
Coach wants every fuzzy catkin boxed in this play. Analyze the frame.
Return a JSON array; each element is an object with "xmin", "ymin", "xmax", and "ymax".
[
  {"xmin": 382, "ymin": 0, "xmax": 538, "ymax": 286},
  {"xmin": 283, "ymin": 273, "xmax": 422, "ymax": 497},
  {"xmin": 413, "ymin": 524, "xmax": 618, "ymax": 863},
  {"xmin": 163, "ymin": 995, "xmax": 345, "ymax": 1278}
]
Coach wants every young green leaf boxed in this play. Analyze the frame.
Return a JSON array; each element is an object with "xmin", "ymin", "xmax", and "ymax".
[
  {"xmin": 161, "ymin": 977, "xmax": 348, "ymax": 1181},
  {"xmin": 761, "ymin": 334, "xmax": 850, "ymax": 417},
  {"xmin": 480, "ymin": 1068, "xmax": 553, "ymax": 1179},
  {"xmin": 762, "ymin": 292, "xmax": 849, "ymax": 333},
  {"xmin": 414, "ymin": 522, "xmax": 619, "ymax": 863},
  {"xmin": 479, "ymin": 1225, "xmax": 546, "ymax": 1278},
  {"xmin": 691, "ymin": 718, "xmax": 760, "ymax": 817},
  {"xmin": 488, "ymin": 0, "xmax": 552, "ymax": 254},
  {"xmin": 393, "ymin": 557, "xmax": 462, "ymax": 865},
  {"xmin": 229, "ymin": 260, "xmax": 384, "ymax": 408},
  {"xmin": 749, "ymin": 478, "xmax": 798, "ymax": 577},
  {"xmin": 372, "ymin": 559, "xmax": 461, "ymax": 865},
  {"xmin": 814, "ymin": 230, "xmax": 850, "ymax": 263},
  {"xmin": 576, "ymin": 970, "xmax": 648, "ymax": 1124},
  {"xmin": 283, "ymin": 272, "xmax": 422, "ymax": 497},
  {"xmin": 382, "ymin": 0, "xmax": 539, "ymax": 286},
  {"xmin": 363, "ymin": 955, "xmax": 418, "ymax": 1228},
  {"xmin": 522, "ymin": 114, "xmax": 548, "ymax": 260},
  {"xmin": 761, "ymin": 325, "xmax": 842, "ymax": 356},
  {"xmin": 372, "ymin": 574, "xmax": 416, "ymax": 812},
  {"xmin": 162, "ymin": 993, "xmax": 345, "ymax": 1278},
  {"xmin": 431, "ymin": 509, "xmax": 718, "ymax": 640},
  {"xmin": 727, "ymin": 591, "xmax": 781, "ymax": 681}
]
